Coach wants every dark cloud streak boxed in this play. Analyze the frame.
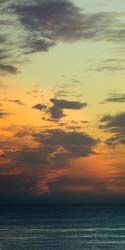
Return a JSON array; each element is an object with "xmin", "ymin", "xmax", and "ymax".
[
  {"xmin": 99, "ymin": 112, "xmax": 125, "ymax": 146},
  {"xmin": 0, "ymin": 64, "xmax": 19, "ymax": 75},
  {"xmin": 103, "ymin": 93, "xmax": 125, "ymax": 103}
]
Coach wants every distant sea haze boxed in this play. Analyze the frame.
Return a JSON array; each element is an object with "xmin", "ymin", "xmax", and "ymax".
[{"xmin": 0, "ymin": 205, "xmax": 125, "ymax": 249}]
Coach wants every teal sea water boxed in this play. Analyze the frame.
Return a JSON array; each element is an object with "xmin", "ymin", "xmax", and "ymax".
[{"xmin": 0, "ymin": 205, "xmax": 125, "ymax": 249}]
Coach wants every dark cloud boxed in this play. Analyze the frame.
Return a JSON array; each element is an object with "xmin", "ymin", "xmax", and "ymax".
[
  {"xmin": 103, "ymin": 93, "xmax": 125, "ymax": 103},
  {"xmin": 11, "ymin": 0, "xmax": 122, "ymax": 47},
  {"xmin": 12, "ymin": 0, "xmax": 93, "ymax": 43},
  {"xmin": 0, "ymin": 126, "xmax": 98, "ymax": 198},
  {"xmin": 12, "ymin": 0, "xmax": 125, "ymax": 45},
  {"xmin": 12, "ymin": 0, "xmax": 116, "ymax": 44},
  {"xmin": 100, "ymin": 113, "xmax": 125, "ymax": 129},
  {"xmin": 3, "ymin": 0, "xmax": 96, "ymax": 70},
  {"xmin": 13, "ymin": 148, "xmax": 49, "ymax": 165},
  {"xmin": 10, "ymin": 128, "xmax": 98, "ymax": 164},
  {"xmin": 0, "ymin": 64, "xmax": 19, "ymax": 75},
  {"xmin": 43, "ymin": 129, "xmax": 98, "ymax": 158},
  {"xmin": 0, "ymin": 0, "xmax": 124, "ymax": 72},
  {"xmin": 99, "ymin": 112, "xmax": 125, "ymax": 146},
  {"xmin": 22, "ymin": 38, "xmax": 55, "ymax": 54},
  {"xmin": 50, "ymin": 98, "xmax": 87, "ymax": 109},
  {"xmin": 48, "ymin": 105, "xmax": 65, "ymax": 120},
  {"xmin": 32, "ymin": 103, "xmax": 47, "ymax": 111},
  {"xmin": 48, "ymin": 98, "xmax": 87, "ymax": 120}
]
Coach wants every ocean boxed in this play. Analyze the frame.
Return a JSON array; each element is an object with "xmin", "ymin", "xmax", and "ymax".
[{"xmin": 0, "ymin": 205, "xmax": 125, "ymax": 249}]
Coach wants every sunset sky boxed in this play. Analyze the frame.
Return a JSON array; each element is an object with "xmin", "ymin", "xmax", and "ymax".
[{"xmin": 0, "ymin": 0, "xmax": 125, "ymax": 204}]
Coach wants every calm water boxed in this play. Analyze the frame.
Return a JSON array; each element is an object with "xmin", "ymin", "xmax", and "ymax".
[{"xmin": 0, "ymin": 205, "xmax": 125, "ymax": 249}]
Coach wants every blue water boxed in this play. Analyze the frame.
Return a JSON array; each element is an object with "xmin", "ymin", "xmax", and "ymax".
[{"xmin": 0, "ymin": 205, "xmax": 125, "ymax": 249}]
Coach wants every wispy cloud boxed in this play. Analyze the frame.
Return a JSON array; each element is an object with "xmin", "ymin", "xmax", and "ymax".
[
  {"xmin": 89, "ymin": 58, "xmax": 125, "ymax": 73},
  {"xmin": 99, "ymin": 112, "xmax": 125, "ymax": 146},
  {"xmin": 8, "ymin": 99, "xmax": 25, "ymax": 105},
  {"xmin": 102, "ymin": 93, "xmax": 125, "ymax": 103},
  {"xmin": 0, "ymin": 64, "xmax": 19, "ymax": 75}
]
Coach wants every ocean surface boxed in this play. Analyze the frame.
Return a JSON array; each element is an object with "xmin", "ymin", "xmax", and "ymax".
[{"xmin": 0, "ymin": 205, "xmax": 125, "ymax": 249}]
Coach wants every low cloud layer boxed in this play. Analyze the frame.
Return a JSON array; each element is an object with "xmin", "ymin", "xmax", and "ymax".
[{"xmin": 0, "ymin": 126, "xmax": 98, "ymax": 198}]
